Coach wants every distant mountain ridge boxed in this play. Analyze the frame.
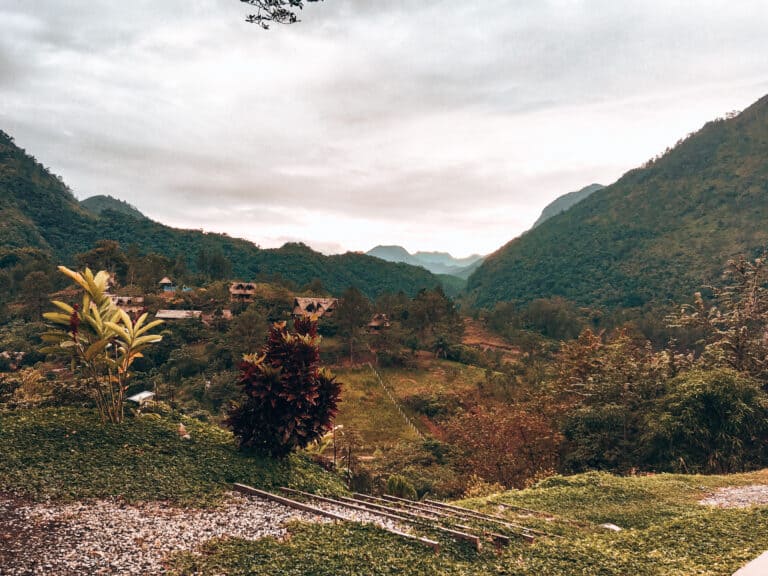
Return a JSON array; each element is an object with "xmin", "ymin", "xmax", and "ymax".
[
  {"xmin": 367, "ymin": 245, "xmax": 484, "ymax": 278},
  {"xmin": 468, "ymin": 94, "xmax": 768, "ymax": 309},
  {"xmin": 0, "ymin": 130, "xmax": 441, "ymax": 299},
  {"xmin": 532, "ymin": 183, "xmax": 604, "ymax": 228}
]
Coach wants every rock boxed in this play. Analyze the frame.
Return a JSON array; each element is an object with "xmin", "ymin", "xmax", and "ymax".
[{"xmin": 599, "ymin": 523, "xmax": 622, "ymax": 532}]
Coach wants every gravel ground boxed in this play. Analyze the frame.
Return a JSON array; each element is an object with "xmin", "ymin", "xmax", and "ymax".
[
  {"xmin": 699, "ymin": 485, "xmax": 768, "ymax": 508},
  {"xmin": 0, "ymin": 492, "xmax": 337, "ymax": 575}
]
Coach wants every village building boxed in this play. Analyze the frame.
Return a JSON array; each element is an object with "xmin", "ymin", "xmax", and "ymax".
[
  {"xmin": 108, "ymin": 295, "xmax": 145, "ymax": 315},
  {"xmin": 229, "ymin": 282, "xmax": 257, "ymax": 303},
  {"xmin": 368, "ymin": 313, "xmax": 391, "ymax": 333},
  {"xmin": 158, "ymin": 277, "xmax": 176, "ymax": 293},
  {"xmin": 155, "ymin": 309, "xmax": 202, "ymax": 320},
  {"xmin": 104, "ymin": 273, "xmax": 118, "ymax": 294},
  {"xmin": 201, "ymin": 309, "xmax": 233, "ymax": 325},
  {"xmin": 292, "ymin": 297, "xmax": 338, "ymax": 319}
]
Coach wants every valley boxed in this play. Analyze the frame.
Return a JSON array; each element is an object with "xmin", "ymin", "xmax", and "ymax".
[{"xmin": 2, "ymin": 74, "xmax": 768, "ymax": 576}]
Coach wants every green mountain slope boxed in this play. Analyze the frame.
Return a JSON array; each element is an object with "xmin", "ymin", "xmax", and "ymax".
[
  {"xmin": 532, "ymin": 183, "xmax": 604, "ymax": 228},
  {"xmin": 0, "ymin": 130, "xmax": 439, "ymax": 299},
  {"xmin": 468, "ymin": 95, "xmax": 768, "ymax": 309},
  {"xmin": 80, "ymin": 195, "xmax": 147, "ymax": 219}
]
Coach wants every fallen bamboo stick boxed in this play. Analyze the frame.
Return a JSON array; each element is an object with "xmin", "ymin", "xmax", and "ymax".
[
  {"xmin": 280, "ymin": 487, "xmax": 482, "ymax": 552},
  {"xmin": 233, "ymin": 484, "xmax": 440, "ymax": 553}
]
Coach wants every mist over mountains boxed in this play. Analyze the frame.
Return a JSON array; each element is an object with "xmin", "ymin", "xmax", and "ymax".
[{"xmin": 366, "ymin": 245, "xmax": 485, "ymax": 278}]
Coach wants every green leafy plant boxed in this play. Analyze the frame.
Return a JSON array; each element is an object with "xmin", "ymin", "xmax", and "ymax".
[
  {"xmin": 42, "ymin": 266, "xmax": 163, "ymax": 423},
  {"xmin": 226, "ymin": 317, "xmax": 342, "ymax": 457},
  {"xmin": 646, "ymin": 368, "xmax": 768, "ymax": 473},
  {"xmin": 385, "ymin": 473, "xmax": 417, "ymax": 500}
]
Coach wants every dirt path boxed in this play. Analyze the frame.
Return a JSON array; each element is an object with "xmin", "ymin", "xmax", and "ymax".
[{"xmin": 461, "ymin": 318, "xmax": 519, "ymax": 359}]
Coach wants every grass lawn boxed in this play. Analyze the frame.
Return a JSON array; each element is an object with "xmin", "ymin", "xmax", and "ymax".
[
  {"xmin": 331, "ymin": 360, "xmax": 484, "ymax": 452},
  {"xmin": 169, "ymin": 470, "xmax": 768, "ymax": 575},
  {"xmin": 331, "ymin": 366, "xmax": 422, "ymax": 452},
  {"xmin": 0, "ymin": 407, "xmax": 346, "ymax": 505}
]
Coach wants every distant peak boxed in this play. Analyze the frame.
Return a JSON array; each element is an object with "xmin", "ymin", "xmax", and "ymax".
[
  {"xmin": 80, "ymin": 195, "xmax": 147, "ymax": 220},
  {"xmin": 366, "ymin": 245, "xmax": 484, "ymax": 277},
  {"xmin": 532, "ymin": 183, "xmax": 605, "ymax": 228}
]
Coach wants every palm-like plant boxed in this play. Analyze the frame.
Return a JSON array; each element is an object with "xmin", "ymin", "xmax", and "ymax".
[{"xmin": 42, "ymin": 266, "xmax": 163, "ymax": 423}]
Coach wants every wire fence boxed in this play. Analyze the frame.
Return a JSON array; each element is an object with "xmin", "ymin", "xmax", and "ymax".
[{"xmin": 367, "ymin": 362, "xmax": 424, "ymax": 439}]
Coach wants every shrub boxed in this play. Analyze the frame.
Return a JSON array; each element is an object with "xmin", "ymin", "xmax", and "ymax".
[
  {"xmin": 645, "ymin": 368, "xmax": 768, "ymax": 473},
  {"xmin": 385, "ymin": 474, "xmax": 417, "ymax": 500},
  {"xmin": 42, "ymin": 267, "xmax": 163, "ymax": 423},
  {"xmin": 226, "ymin": 318, "xmax": 342, "ymax": 457}
]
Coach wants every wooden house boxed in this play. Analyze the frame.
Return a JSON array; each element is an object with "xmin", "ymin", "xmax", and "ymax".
[
  {"xmin": 368, "ymin": 313, "xmax": 391, "ymax": 333},
  {"xmin": 202, "ymin": 309, "xmax": 233, "ymax": 325},
  {"xmin": 158, "ymin": 277, "xmax": 176, "ymax": 293},
  {"xmin": 108, "ymin": 295, "xmax": 145, "ymax": 315},
  {"xmin": 155, "ymin": 310, "xmax": 202, "ymax": 320},
  {"xmin": 292, "ymin": 297, "xmax": 338, "ymax": 319},
  {"xmin": 229, "ymin": 282, "xmax": 258, "ymax": 303}
]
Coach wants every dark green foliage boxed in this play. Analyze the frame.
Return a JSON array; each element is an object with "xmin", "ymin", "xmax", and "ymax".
[
  {"xmin": 80, "ymin": 195, "xmax": 146, "ymax": 219},
  {"xmin": 554, "ymin": 329, "xmax": 671, "ymax": 473},
  {"xmin": 435, "ymin": 273, "xmax": 466, "ymax": 297},
  {"xmin": 469, "ymin": 96, "xmax": 768, "ymax": 309},
  {"xmin": 405, "ymin": 287, "xmax": 465, "ymax": 351},
  {"xmin": 225, "ymin": 304, "xmax": 268, "ymax": 359},
  {"xmin": 646, "ymin": 369, "xmax": 768, "ymax": 473},
  {"xmin": 385, "ymin": 473, "xmax": 417, "ymax": 499},
  {"xmin": 74, "ymin": 240, "xmax": 130, "ymax": 283},
  {"xmin": 669, "ymin": 255, "xmax": 768, "ymax": 380},
  {"xmin": 20, "ymin": 270, "xmax": 52, "ymax": 320},
  {"xmin": 0, "ymin": 320, "xmax": 47, "ymax": 366},
  {"xmin": 0, "ymin": 407, "xmax": 345, "ymax": 504},
  {"xmin": 226, "ymin": 319, "xmax": 341, "ymax": 457},
  {"xmin": 334, "ymin": 286, "xmax": 372, "ymax": 360}
]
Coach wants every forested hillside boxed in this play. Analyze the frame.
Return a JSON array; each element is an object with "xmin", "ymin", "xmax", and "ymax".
[
  {"xmin": 80, "ymin": 195, "xmax": 147, "ymax": 220},
  {"xmin": 0, "ymin": 130, "xmax": 439, "ymax": 298},
  {"xmin": 468, "ymin": 95, "xmax": 768, "ymax": 308}
]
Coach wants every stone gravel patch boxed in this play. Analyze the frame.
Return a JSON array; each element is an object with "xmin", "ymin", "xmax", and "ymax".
[
  {"xmin": 0, "ymin": 492, "xmax": 331, "ymax": 575},
  {"xmin": 698, "ymin": 485, "xmax": 768, "ymax": 508}
]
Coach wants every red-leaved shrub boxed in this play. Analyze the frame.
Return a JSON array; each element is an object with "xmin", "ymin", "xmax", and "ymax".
[{"xmin": 227, "ymin": 318, "xmax": 342, "ymax": 457}]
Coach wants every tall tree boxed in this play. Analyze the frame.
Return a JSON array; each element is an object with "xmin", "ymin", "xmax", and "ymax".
[
  {"xmin": 669, "ymin": 255, "xmax": 768, "ymax": 382},
  {"xmin": 406, "ymin": 287, "xmax": 464, "ymax": 350},
  {"xmin": 75, "ymin": 240, "xmax": 129, "ymax": 284},
  {"xmin": 226, "ymin": 305, "xmax": 269, "ymax": 358},
  {"xmin": 335, "ymin": 287, "xmax": 372, "ymax": 362},
  {"xmin": 21, "ymin": 271, "xmax": 52, "ymax": 320}
]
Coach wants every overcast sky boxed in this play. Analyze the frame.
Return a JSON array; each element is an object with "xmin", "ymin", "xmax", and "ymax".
[{"xmin": 1, "ymin": 0, "xmax": 767, "ymax": 257}]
